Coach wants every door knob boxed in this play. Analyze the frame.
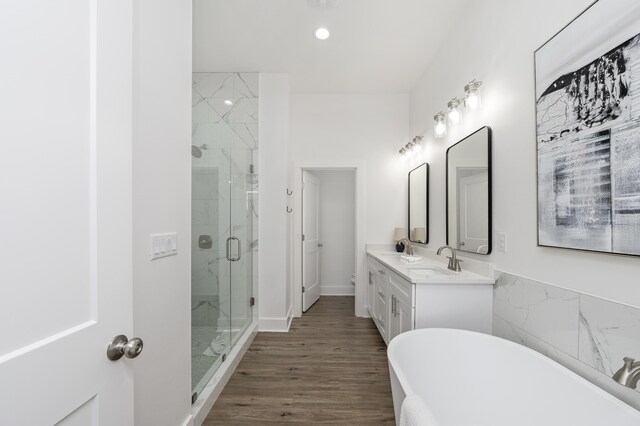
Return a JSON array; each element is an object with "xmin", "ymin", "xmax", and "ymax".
[
  {"xmin": 107, "ymin": 335, "xmax": 144, "ymax": 361},
  {"xmin": 318, "ymin": 243, "xmax": 323, "ymax": 248}
]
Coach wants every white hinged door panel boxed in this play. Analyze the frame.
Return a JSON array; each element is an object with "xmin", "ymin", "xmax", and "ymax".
[{"xmin": 0, "ymin": 1, "xmax": 135, "ymax": 424}]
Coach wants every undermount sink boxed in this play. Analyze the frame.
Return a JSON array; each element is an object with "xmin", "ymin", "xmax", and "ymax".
[{"xmin": 408, "ymin": 267, "xmax": 452, "ymax": 277}]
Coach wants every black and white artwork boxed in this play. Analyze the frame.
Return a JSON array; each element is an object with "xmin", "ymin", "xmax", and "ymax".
[{"xmin": 536, "ymin": 0, "xmax": 640, "ymax": 255}]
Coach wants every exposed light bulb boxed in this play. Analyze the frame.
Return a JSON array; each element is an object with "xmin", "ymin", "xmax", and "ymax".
[
  {"xmin": 447, "ymin": 98, "xmax": 463, "ymax": 126},
  {"xmin": 466, "ymin": 93, "xmax": 479, "ymax": 110},
  {"xmin": 224, "ymin": 99, "xmax": 233, "ymax": 106},
  {"xmin": 434, "ymin": 112, "xmax": 447, "ymax": 138},
  {"xmin": 399, "ymin": 147, "xmax": 408, "ymax": 160},
  {"xmin": 449, "ymin": 109, "xmax": 460, "ymax": 124},
  {"xmin": 405, "ymin": 142, "xmax": 414, "ymax": 157},
  {"xmin": 411, "ymin": 137, "xmax": 422, "ymax": 154},
  {"xmin": 464, "ymin": 80, "xmax": 482, "ymax": 111}
]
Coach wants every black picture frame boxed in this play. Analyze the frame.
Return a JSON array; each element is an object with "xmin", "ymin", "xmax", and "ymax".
[{"xmin": 533, "ymin": 0, "xmax": 640, "ymax": 257}]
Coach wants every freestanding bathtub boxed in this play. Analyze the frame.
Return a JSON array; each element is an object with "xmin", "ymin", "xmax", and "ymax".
[{"xmin": 388, "ymin": 328, "xmax": 640, "ymax": 426}]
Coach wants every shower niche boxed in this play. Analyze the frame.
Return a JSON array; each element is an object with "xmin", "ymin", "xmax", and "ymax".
[{"xmin": 191, "ymin": 72, "xmax": 259, "ymax": 400}]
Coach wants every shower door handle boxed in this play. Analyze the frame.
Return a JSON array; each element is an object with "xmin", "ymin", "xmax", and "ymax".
[
  {"xmin": 229, "ymin": 237, "xmax": 241, "ymax": 262},
  {"xmin": 226, "ymin": 237, "xmax": 232, "ymax": 261}
]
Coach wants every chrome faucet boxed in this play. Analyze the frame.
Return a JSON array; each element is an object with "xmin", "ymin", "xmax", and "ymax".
[
  {"xmin": 437, "ymin": 245, "xmax": 462, "ymax": 272},
  {"xmin": 613, "ymin": 357, "xmax": 640, "ymax": 389},
  {"xmin": 399, "ymin": 238, "xmax": 414, "ymax": 255}
]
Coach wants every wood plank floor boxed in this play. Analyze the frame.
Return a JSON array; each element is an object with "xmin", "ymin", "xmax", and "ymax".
[{"xmin": 203, "ymin": 297, "xmax": 396, "ymax": 425}]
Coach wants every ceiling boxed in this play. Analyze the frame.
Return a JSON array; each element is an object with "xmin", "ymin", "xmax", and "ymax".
[{"xmin": 193, "ymin": 0, "xmax": 470, "ymax": 93}]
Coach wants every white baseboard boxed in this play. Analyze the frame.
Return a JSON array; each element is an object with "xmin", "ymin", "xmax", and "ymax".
[
  {"xmin": 320, "ymin": 285, "xmax": 355, "ymax": 296},
  {"xmin": 259, "ymin": 317, "xmax": 290, "ymax": 332},
  {"xmin": 180, "ymin": 414, "xmax": 194, "ymax": 426},
  {"xmin": 286, "ymin": 305, "xmax": 293, "ymax": 330}
]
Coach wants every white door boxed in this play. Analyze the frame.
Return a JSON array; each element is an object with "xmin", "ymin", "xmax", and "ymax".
[
  {"xmin": 302, "ymin": 171, "xmax": 321, "ymax": 312},
  {"xmin": 0, "ymin": 1, "xmax": 136, "ymax": 425},
  {"xmin": 458, "ymin": 172, "xmax": 489, "ymax": 253}
]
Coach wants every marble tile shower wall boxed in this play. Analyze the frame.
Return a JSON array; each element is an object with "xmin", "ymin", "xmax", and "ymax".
[
  {"xmin": 493, "ymin": 272, "xmax": 640, "ymax": 409},
  {"xmin": 191, "ymin": 72, "xmax": 258, "ymax": 327}
]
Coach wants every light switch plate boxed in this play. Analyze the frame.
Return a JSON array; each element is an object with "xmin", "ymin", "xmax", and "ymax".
[{"xmin": 150, "ymin": 233, "xmax": 178, "ymax": 260}]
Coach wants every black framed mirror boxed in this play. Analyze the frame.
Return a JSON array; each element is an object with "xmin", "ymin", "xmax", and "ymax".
[
  {"xmin": 446, "ymin": 127, "xmax": 492, "ymax": 254},
  {"xmin": 408, "ymin": 163, "xmax": 429, "ymax": 244}
]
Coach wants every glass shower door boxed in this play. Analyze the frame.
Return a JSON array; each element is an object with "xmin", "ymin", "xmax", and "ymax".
[
  {"xmin": 191, "ymin": 73, "xmax": 233, "ymax": 399},
  {"xmin": 191, "ymin": 72, "xmax": 258, "ymax": 400},
  {"xmin": 228, "ymin": 73, "xmax": 257, "ymax": 345},
  {"xmin": 229, "ymin": 143, "xmax": 256, "ymax": 345}
]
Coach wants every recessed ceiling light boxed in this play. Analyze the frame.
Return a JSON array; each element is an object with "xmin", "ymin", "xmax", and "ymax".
[
  {"xmin": 224, "ymin": 99, "xmax": 233, "ymax": 106},
  {"xmin": 314, "ymin": 27, "xmax": 330, "ymax": 40}
]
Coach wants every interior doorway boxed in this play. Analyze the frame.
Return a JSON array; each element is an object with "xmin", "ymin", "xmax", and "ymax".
[{"xmin": 301, "ymin": 169, "xmax": 356, "ymax": 313}]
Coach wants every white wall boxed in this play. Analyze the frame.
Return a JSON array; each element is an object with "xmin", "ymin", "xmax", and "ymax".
[
  {"xmin": 291, "ymin": 94, "xmax": 410, "ymax": 316},
  {"xmin": 292, "ymin": 94, "xmax": 410, "ymax": 243},
  {"xmin": 311, "ymin": 170, "xmax": 356, "ymax": 296},
  {"xmin": 409, "ymin": 0, "xmax": 640, "ymax": 308},
  {"xmin": 258, "ymin": 74, "xmax": 292, "ymax": 331},
  {"xmin": 132, "ymin": 0, "xmax": 192, "ymax": 425}
]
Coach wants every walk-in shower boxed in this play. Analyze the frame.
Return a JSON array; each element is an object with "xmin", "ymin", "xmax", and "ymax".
[{"xmin": 191, "ymin": 72, "xmax": 258, "ymax": 402}]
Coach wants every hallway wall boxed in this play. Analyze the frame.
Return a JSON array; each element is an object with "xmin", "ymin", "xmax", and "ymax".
[
  {"xmin": 291, "ymin": 94, "xmax": 410, "ymax": 317},
  {"xmin": 132, "ymin": 0, "xmax": 192, "ymax": 425},
  {"xmin": 259, "ymin": 73, "xmax": 292, "ymax": 331},
  {"xmin": 312, "ymin": 170, "xmax": 356, "ymax": 296}
]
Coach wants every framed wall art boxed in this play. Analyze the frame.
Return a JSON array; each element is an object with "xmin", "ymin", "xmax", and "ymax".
[{"xmin": 535, "ymin": 0, "xmax": 640, "ymax": 255}]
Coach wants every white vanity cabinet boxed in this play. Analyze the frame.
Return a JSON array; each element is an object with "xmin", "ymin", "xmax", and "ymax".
[
  {"xmin": 387, "ymin": 272, "xmax": 413, "ymax": 343},
  {"xmin": 368, "ymin": 256, "xmax": 413, "ymax": 344},
  {"xmin": 367, "ymin": 267, "xmax": 375, "ymax": 316},
  {"xmin": 367, "ymin": 257, "xmax": 389, "ymax": 338},
  {"xmin": 366, "ymin": 252, "xmax": 493, "ymax": 345}
]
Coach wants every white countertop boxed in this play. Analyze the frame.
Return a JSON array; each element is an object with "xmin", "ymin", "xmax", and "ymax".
[{"xmin": 367, "ymin": 250, "xmax": 495, "ymax": 285}]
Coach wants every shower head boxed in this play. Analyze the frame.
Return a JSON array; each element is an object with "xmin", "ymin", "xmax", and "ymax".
[{"xmin": 192, "ymin": 144, "xmax": 208, "ymax": 158}]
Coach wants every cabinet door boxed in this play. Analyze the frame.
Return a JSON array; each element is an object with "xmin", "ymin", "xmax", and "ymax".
[
  {"xmin": 389, "ymin": 293, "xmax": 413, "ymax": 342},
  {"xmin": 367, "ymin": 270, "xmax": 375, "ymax": 316},
  {"xmin": 375, "ymin": 278, "xmax": 388, "ymax": 341},
  {"xmin": 396, "ymin": 296, "xmax": 413, "ymax": 335},
  {"xmin": 388, "ymin": 295, "xmax": 401, "ymax": 343}
]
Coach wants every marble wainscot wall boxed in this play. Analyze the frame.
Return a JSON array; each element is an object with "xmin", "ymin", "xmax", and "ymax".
[{"xmin": 493, "ymin": 272, "xmax": 640, "ymax": 410}]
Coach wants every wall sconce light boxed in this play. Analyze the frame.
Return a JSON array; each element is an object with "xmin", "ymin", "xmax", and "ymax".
[
  {"xmin": 447, "ymin": 98, "xmax": 463, "ymax": 126},
  {"xmin": 432, "ymin": 79, "xmax": 483, "ymax": 139},
  {"xmin": 434, "ymin": 112, "xmax": 447, "ymax": 138},
  {"xmin": 412, "ymin": 136, "xmax": 423, "ymax": 154},
  {"xmin": 399, "ymin": 136, "xmax": 424, "ymax": 159},
  {"xmin": 464, "ymin": 79, "xmax": 482, "ymax": 111}
]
